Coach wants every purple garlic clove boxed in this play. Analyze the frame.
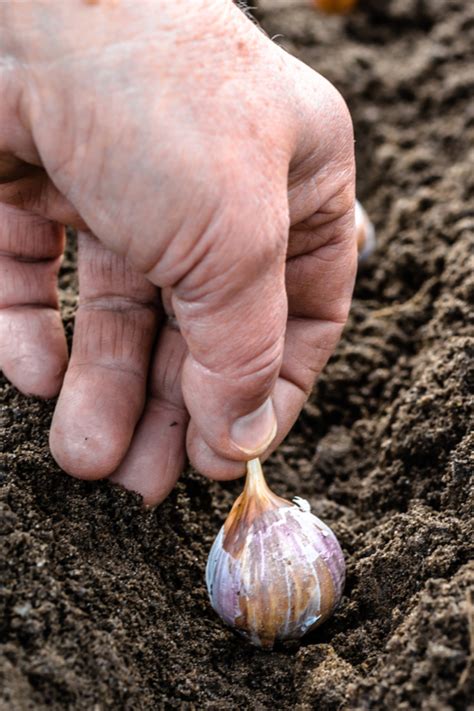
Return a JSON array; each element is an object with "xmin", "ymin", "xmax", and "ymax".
[{"xmin": 206, "ymin": 458, "xmax": 345, "ymax": 649}]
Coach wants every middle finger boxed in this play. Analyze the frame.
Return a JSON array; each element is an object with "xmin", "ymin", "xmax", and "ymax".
[{"xmin": 50, "ymin": 232, "xmax": 161, "ymax": 480}]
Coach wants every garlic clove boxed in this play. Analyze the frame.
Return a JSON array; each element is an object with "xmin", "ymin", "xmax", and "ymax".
[
  {"xmin": 206, "ymin": 459, "xmax": 345, "ymax": 649},
  {"xmin": 356, "ymin": 199, "xmax": 376, "ymax": 262},
  {"xmin": 313, "ymin": 0, "xmax": 358, "ymax": 14}
]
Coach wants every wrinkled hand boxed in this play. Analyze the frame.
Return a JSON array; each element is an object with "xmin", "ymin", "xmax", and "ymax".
[{"xmin": 0, "ymin": 0, "xmax": 356, "ymax": 504}]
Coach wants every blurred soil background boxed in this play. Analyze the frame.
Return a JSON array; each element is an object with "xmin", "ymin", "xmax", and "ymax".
[{"xmin": 1, "ymin": 0, "xmax": 473, "ymax": 708}]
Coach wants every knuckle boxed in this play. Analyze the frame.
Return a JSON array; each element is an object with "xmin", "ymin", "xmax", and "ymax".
[
  {"xmin": 323, "ymin": 82, "xmax": 354, "ymax": 141},
  {"xmin": 80, "ymin": 238, "xmax": 158, "ymax": 306},
  {"xmin": 72, "ymin": 305, "xmax": 155, "ymax": 375},
  {"xmin": 326, "ymin": 182, "xmax": 356, "ymax": 225},
  {"xmin": 328, "ymin": 295, "xmax": 353, "ymax": 326},
  {"xmin": 236, "ymin": 232, "xmax": 285, "ymax": 278},
  {"xmin": 175, "ymin": 194, "xmax": 288, "ymax": 302},
  {"xmin": 235, "ymin": 334, "xmax": 283, "ymax": 386},
  {"xmin": 307, "ymin": 78, "xmax": 355, "ymax": 173},
  {"xmin": 224, "ymin": 198, "xmax": 289, "ymax": 274}
]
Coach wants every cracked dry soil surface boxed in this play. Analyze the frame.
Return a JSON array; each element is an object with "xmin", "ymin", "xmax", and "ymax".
[{"xmin": 1, "ymin": 1, "xmax": 473, "ymax": 708}]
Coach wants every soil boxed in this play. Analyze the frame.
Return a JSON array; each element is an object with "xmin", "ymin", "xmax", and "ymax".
[{"xmin": 1, "ymin": 1, "xmax": 473, "ymax": 709}]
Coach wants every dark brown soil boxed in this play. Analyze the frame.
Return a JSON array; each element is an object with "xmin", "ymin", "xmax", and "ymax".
[{"xmin": 1, "ymin": 1, "xmax": 474, "ymax": 708}]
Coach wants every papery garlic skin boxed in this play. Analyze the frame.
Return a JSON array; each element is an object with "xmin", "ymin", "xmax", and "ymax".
[{"xmin": 206, "ymin": 460, "xmax": 345, "ymax": 649}]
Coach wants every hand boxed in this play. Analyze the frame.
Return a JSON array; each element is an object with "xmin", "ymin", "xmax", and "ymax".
[{"xmin": 0, "ymin": 0, "xmax": 356, "ymax": 504}]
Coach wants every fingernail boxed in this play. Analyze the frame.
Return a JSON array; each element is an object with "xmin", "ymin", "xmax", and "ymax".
[{"xmin": 230, "ymin": 398, "xmax": 278, "ymax": 456}]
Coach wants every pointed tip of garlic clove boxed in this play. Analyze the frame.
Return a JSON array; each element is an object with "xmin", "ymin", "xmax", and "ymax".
[{"xmin": 222, "ymin": 458, "xmax": 290, "ymax": 558}]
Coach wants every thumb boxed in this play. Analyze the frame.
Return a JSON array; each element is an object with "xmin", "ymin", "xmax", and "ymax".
[{"xmin": 173, "ymin": 199, "xmax": 288, "ymax": 462}]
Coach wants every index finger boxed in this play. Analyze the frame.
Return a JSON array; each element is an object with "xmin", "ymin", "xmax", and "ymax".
[
  {"xmin": 264, "ymin": 197, "xmax": 358, "ymax": 455},
  {"xmin": 187, "ymin": 199, "xmax": 357, "ymax": 481}
]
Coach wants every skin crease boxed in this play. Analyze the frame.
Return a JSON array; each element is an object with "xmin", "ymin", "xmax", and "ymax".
[{"xmin": 0, "ymin": 0, "xmax": 356, "ymax": 505}]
